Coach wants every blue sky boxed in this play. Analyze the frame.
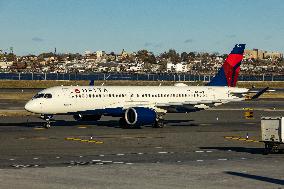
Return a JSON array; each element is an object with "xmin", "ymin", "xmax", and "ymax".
[{"xmin": 0, "ymin": 0, "xmax": 284, "ymax": 55}]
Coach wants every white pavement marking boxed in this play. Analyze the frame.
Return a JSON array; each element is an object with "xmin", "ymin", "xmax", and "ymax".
[
  {"xmin": 158, "ymin": 152, "xmax": 168, "ymax": 154},
  {"xmin": 116, "ymin": 154, "xmax": 125, "ymax": 156},
  {"xmin": 56, "ymin": 156, "xmax": 61, "ymax": 159},
  {"xmin": 92, "ymin": 160, "xmax": 101, "ymax": 162},
  {"xmin": 125, "ymin": 163, "xmax": 133, "ymax": 165},
  {"xmin": 79, "ymin": 156, "xmax": 83, "ymax": 158},
  {"xmin": 196, "ymin": 160, "xmax": 204, "ymax": 162},
  {"xmin": 155, "ymin": 147, "xmax": 162, "ymax": 149},
  {"xmin": 241, "ymin": 157, "xmax": 247, "ymax": 160},
  {"xmin": 33, "ymin": 157, "xmax": 39, "ymax": 160},
  {"xmin": 206, "ymin": 151, "xmax": 213, "ymax": 153},
  {"xmin": 113, "ymin": 162, "xmax": 124, "ymax": 164},
  {"xmin": 218, "ymin": 158, "xmax": 227, "ymax": 161},
  {"xmin": 99, "ymin": 154, "xmax": 105, "ymax": 157},
  {"xmin": 137, "ymin": 153, "xmax": 143, "ymax": 155},
  {"xmin": 9, "ymin": 159, "xmax": 15, "ymax": 161},
  {"xmin": 101, "ymin": 161, "xmax": 112, "ymax": 163},
  {"xmin": 195, "ymin": 151, "xmax": 204, "ymax": 153}
]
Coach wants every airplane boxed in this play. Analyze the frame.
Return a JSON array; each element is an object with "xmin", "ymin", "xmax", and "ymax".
[{"xmin": 24, "ymin": 44, "xmax": 268, "ymax": 129}]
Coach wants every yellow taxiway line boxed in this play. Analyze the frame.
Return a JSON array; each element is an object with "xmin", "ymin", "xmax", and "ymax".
[{"xmin": 224, "ymin": 136, "xmax": 260, "ymax": 143}]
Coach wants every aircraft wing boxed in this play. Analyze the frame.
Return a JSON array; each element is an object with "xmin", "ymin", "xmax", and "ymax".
[
  {"xmin": 108, "ymin": 99, "xmax": 231, "ymax": 113},
  {"xmin": 155, "ymin": 100, "xmax": 229, "ymax": 113}
]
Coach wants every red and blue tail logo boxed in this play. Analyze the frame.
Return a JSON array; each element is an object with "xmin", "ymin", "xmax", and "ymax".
[{"xmin": 207, "ymin": 44, "xmax": 245, "ymax": 87}]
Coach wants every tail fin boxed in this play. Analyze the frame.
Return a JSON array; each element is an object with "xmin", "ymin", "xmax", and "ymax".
[{"xmin": 207, "ymin": 44, "xmax": 245, "ymax": 87}]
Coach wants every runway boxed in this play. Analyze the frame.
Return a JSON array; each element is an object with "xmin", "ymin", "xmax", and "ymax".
[{"xmin": 0, "ymin": 99, "xmax": 283, "ymax": 188}]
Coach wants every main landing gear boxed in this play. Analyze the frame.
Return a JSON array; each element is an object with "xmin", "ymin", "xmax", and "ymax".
[
  {"xmin": 153, "ymin": 119, "xmax": 165, "ymax": 128},
  {"xmin": 153, "ymin": 114, "xmax": 165, "ymax": 128}
]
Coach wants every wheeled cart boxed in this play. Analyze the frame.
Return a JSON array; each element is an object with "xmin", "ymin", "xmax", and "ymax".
[{"xmin": 261, "ymin": 117, "xmax": 284, "ymax": 154}]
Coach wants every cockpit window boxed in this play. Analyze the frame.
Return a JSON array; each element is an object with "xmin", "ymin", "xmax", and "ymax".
[
  {"xmin": 44, "ymin": 93, "xmax": 52, "ymax": 98},
  {"xmin": 33, "ymin": 93, "xmax": 44, "ymax": 99},
  {"xmin": 33, "ymin": 93, "xmax": 52, "ymax": 99}
]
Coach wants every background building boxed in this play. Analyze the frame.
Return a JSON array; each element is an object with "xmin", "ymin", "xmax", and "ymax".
[{"xmin": 244, "ymin": 49, "xmax": 283, "ymax": 60}]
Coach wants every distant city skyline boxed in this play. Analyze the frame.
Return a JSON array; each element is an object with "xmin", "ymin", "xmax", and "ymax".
[{"xmin": 0, "ymin": 0, "xmax": 284, "ymax": 55}]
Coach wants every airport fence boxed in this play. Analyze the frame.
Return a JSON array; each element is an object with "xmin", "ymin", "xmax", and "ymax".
[{"xmin": 0, "ymin": 73, "xmax": 283, "ymax": 82}]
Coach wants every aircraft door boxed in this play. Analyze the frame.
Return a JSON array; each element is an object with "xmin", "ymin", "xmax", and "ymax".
[
  {"xmin": 208, "ymin": 88, "xmax": 216, "ymax": 100},
  {"xmin": 62, "ymin": 88, "xmax": 73, "ymax": 110},
  {"xmin": 128, "ymin": 92, "xmax": 134, "ymax": 101}
]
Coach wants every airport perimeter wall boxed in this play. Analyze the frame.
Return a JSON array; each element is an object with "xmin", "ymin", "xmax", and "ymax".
[
  {"xmin": 0, "ymin": 80, "xmax": 283, "ymax": 89},
  {"xmin": 0, "ymin": 73, "xmax": 283, "ymax": 82}
]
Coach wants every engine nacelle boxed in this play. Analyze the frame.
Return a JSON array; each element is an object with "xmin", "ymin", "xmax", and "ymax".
[
  {"xmin": 125, "ymin": 107, "xmax": 156, "ymax": 126},
  {"xmin": 73, "ymin": 114, "xmax": 101, "ymax": 121}
]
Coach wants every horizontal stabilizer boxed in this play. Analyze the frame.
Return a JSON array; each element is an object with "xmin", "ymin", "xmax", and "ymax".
[{"xmin": 251, "ymin": 87, "xmax": 269, "ymax": 99}]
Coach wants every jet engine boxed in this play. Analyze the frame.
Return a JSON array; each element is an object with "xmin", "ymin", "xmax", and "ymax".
[
  {"xmin": 124, "ymin": 107, "xmax": 156, "ymax": 126},
  {"xmin": 73, "ymin": 114, "xmax": 101, "ymax": 121}
]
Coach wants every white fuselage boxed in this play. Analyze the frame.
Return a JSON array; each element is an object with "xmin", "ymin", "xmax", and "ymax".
[{"xmin": 25, "ymin": 85, "xmax": 249, "ymax": 115}]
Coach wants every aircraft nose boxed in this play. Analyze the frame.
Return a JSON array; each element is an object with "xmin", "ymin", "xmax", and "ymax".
[{"xmin": 25, "ymin": 101, "xmax": 37, "ymax": 113}]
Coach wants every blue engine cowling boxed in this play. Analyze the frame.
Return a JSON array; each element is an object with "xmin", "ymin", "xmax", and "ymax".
[{"xmin": 125, "ymin": 107, "xmax": 157, "ymax": 126}]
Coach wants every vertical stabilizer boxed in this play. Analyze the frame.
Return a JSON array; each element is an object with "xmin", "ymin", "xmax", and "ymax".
[{"xmin": 207, "ymin": 44, "xmax": 245, "ymax": 87}]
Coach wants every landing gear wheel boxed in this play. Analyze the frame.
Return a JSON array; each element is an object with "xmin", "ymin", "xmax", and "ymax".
[
  {"xmin": 119, "ymin": 118, "xmax": 128, "ymax": 129},
  {"xmin": 153, "ymin": 119, "xmax": 164, "ymax": 128},
  {"xmin": 264, "ymin": 142, "xmax": 280, "ymax": 154},
  {"xmin": 44, "ymin": 121, "xmax": 51, "ymax": 129}
]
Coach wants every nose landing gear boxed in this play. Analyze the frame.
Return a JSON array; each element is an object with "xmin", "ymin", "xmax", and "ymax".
[{"xmin": 41, "ymin": 114, "xmax": 53, "ymax": 129}]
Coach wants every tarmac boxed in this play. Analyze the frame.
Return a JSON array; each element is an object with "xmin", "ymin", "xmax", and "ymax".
[{"xmin": 0, "ymin": 96, "xmax": 283, "ymax": 188}]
